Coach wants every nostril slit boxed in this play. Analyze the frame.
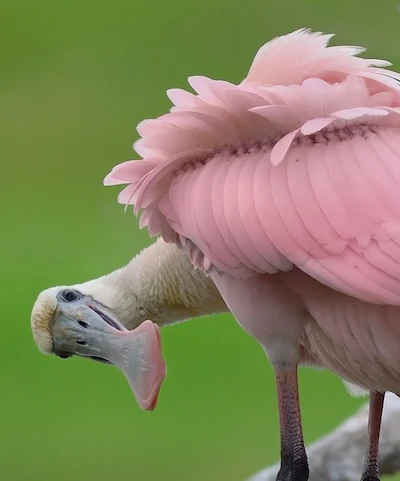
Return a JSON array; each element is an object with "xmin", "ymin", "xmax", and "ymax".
[
  {"xmin": 76, "ymin": 340, "xmax": 87, "ymax": 345},
  {"xmin": 78, "ymin": 321, "xmax": 89, "ymax": 329}
]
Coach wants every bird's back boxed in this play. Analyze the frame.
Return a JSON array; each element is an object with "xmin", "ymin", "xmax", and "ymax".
[{"xmin": 105, "ymin": 29, "xmax": 400, "ymax": 307}]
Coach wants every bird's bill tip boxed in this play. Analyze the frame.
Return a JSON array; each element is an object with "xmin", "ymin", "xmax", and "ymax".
[{"xmin": 113, "ymin": 320, "xmax": 166, "ymax": 411}]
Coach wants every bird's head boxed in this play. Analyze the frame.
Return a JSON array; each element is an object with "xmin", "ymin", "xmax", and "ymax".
[{"xmin": 31, "ymin": 285, "xmax": 166, "ymax": 411}]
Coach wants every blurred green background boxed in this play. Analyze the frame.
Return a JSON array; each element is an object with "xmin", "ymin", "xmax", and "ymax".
[{"xmin": 2, "ymin": 0, "xmax": 400, "ymax": 480}]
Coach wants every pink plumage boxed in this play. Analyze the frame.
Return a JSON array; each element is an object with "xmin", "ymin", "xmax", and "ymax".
[{"xmin": 104, "ymin": 29, "xmax": 400, "ymax": 481}]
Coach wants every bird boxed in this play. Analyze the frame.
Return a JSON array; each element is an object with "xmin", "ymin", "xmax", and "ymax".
[{"xmin": 100, "ymin": 28, "xmax": 400, "ymax": 481}]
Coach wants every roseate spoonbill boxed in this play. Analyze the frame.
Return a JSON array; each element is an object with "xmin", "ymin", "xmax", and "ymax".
[{"xmin": 101, "ymin": 28, "xmax": 400, "ymax": 481}]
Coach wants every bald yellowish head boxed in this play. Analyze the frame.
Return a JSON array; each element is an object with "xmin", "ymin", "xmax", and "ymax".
[
  {"xmin": 30, "ymin": 285, "xmax": 166, "ymax": 411},
  {"xmin": 30, "ymin": 287, "xmax": 60, "ymax": 355}
]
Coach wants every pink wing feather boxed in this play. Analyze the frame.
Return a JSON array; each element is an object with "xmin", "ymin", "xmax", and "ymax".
[{"xmin": 104, "ymin": 28, "xmax": 400, "ymax": 305}]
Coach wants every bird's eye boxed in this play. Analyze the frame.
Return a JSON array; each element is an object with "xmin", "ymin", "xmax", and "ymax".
[{"xmin": 60, "ymin": 289, "xmax": 81, "ymax": 302}]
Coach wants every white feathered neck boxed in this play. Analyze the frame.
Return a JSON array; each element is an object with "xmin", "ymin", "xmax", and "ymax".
[{"xmin": 75, "ymin": 238, "xmax": 228, "ymax": 329}]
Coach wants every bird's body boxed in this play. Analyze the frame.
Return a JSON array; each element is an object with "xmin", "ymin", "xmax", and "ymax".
[
  {"xmin": 105, "ymin": 29, "xmax": 400, "ymax": 393},
  {"xmin": 103, "ymin": 29, "xmax": 400, "ymax": 480}
]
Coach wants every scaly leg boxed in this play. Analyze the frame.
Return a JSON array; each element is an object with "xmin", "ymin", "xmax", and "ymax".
[
  {"xmin": 361, "ymin": 391, "xmax": 385, "ymax": 481},
  {"xmin": 275, "ymin": 366, "xmax": 309, "ymax": 481}
]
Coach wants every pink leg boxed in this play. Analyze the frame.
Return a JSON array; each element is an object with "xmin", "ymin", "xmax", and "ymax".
[
  {"xmin": 361, "ymin": 391, "xmax": 385, "ymax": 481},
  {"xmin": 275, "ymin": 367, "xmax": 309, "ymax": 481}
]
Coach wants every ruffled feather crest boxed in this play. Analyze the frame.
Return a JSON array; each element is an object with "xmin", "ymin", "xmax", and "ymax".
[
  {"xmin": 104, "ymin": 28, "xmax": 400, "ymax": 255},
  {"xmin": 245, "ymin": 28, "xmax": 398, "ymax": 87}
]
